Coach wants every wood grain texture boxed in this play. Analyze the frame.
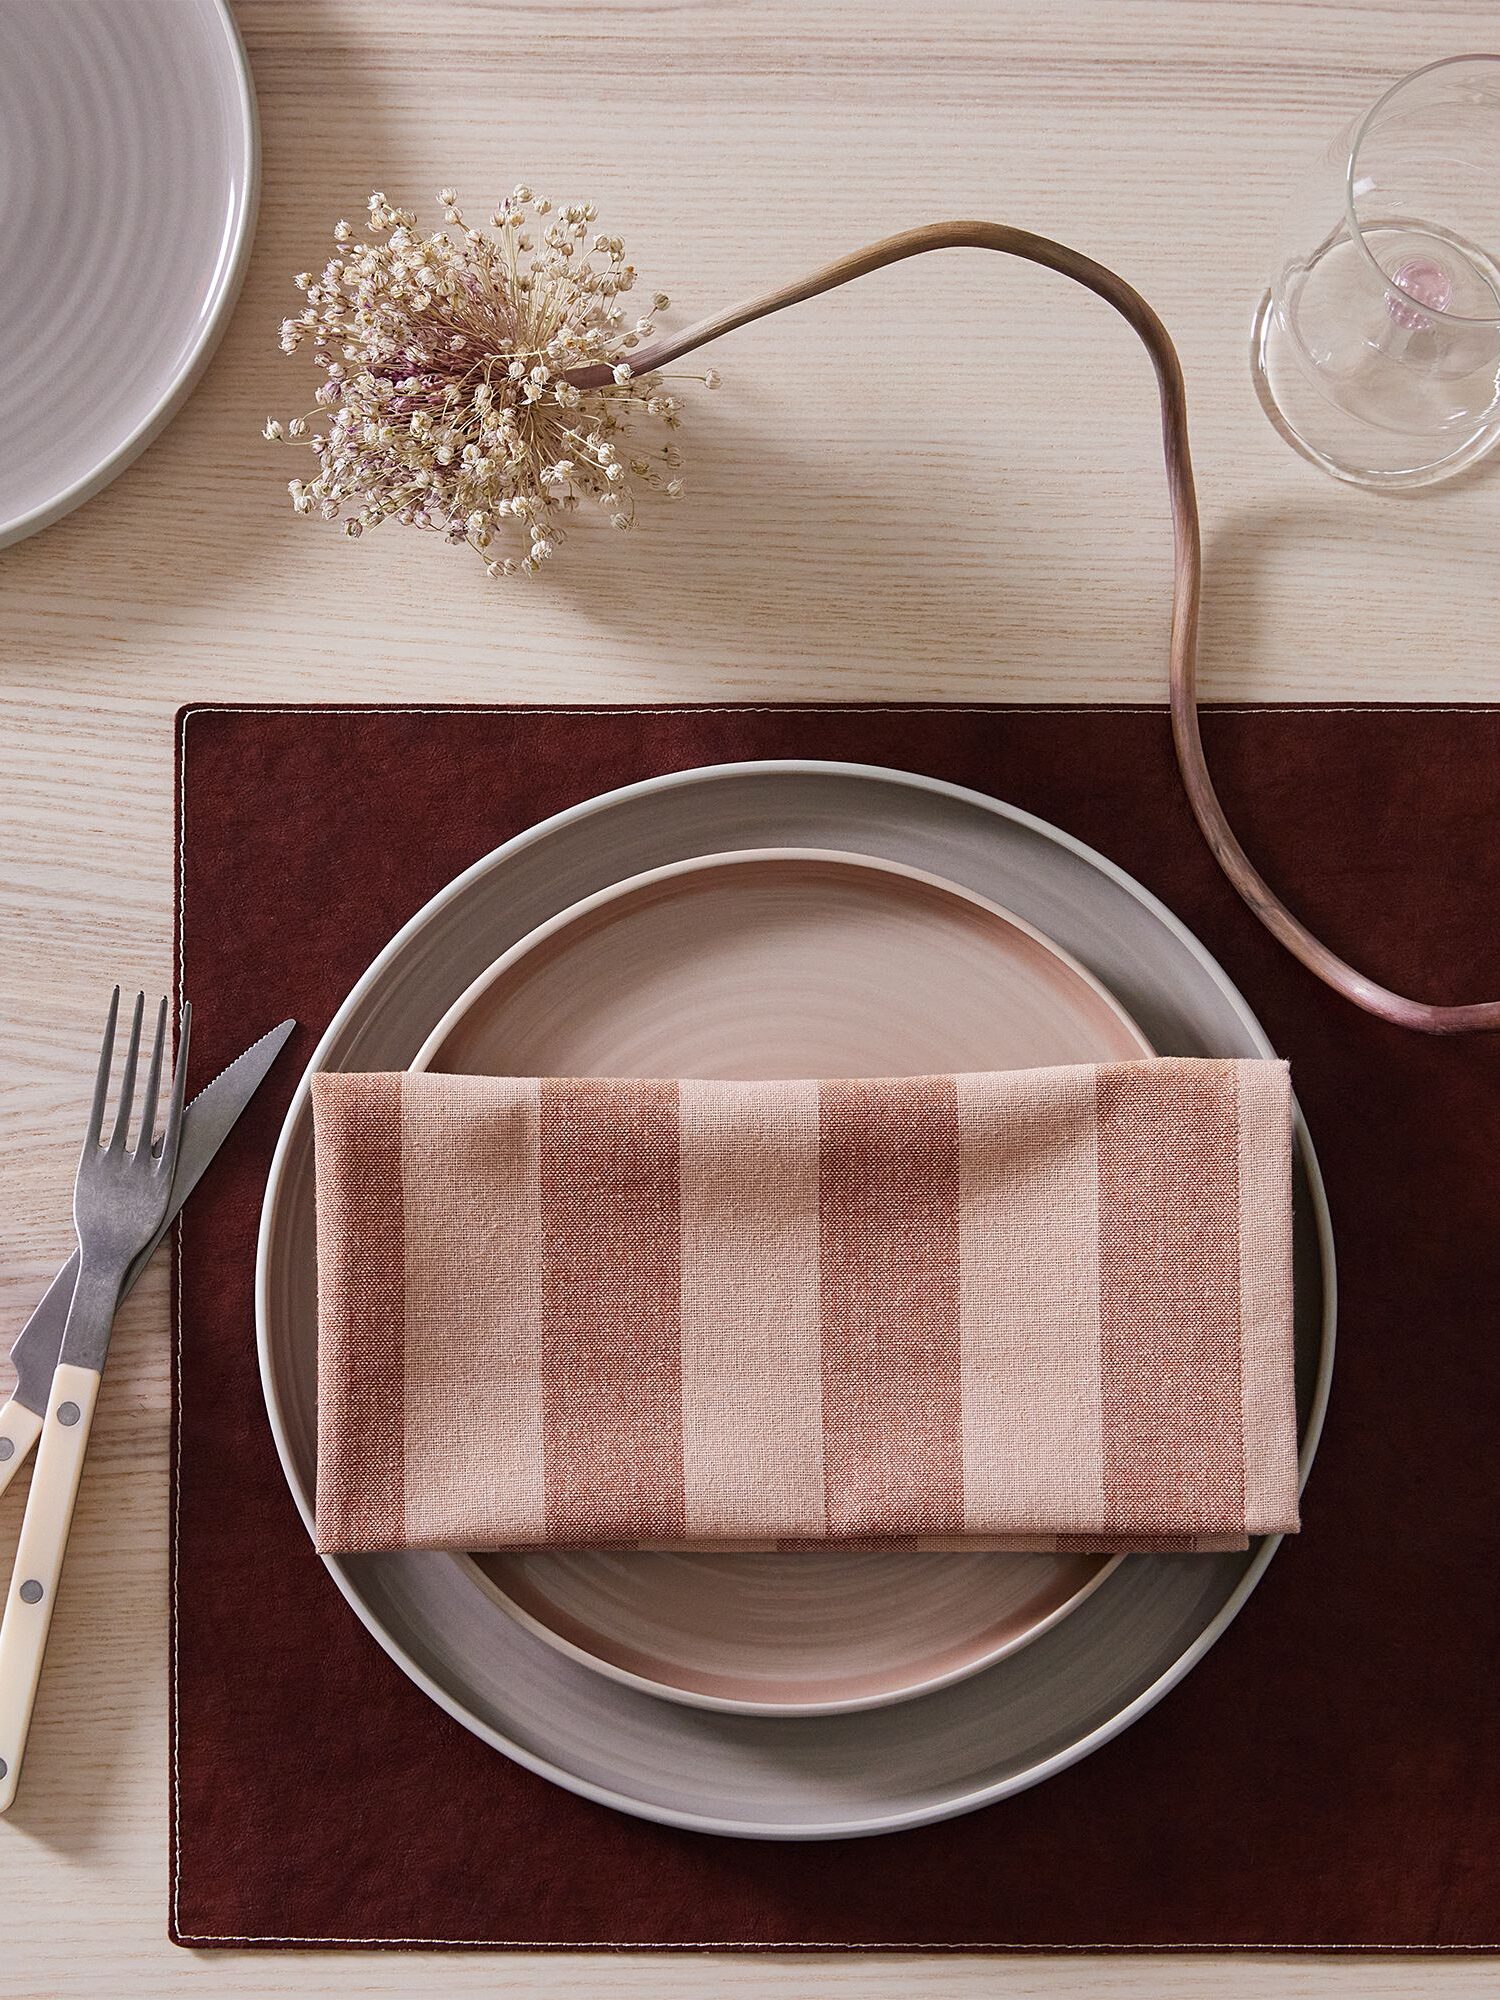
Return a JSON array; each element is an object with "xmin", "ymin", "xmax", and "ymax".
[{"xmin": 1, "ymin": 0, "xmax": 1497, "ymax": 1992}]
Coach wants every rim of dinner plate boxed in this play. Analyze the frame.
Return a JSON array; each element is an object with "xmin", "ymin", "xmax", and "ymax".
[
  {"xmin": 410, "ymin": 843, "xmax": 1142, "ymax": 1715},
  {"xmin": 0, "ymin": 0, "xmax": 260, "ymax": 551},
  {"xmin": 254, "ymin": 756, "xmax": 1337, "ymax": 1839}
]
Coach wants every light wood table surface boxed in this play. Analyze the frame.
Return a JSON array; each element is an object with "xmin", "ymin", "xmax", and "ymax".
[{"xmin": 2, "ymin": 1, "xmax": 1497, "ymax": 1993}]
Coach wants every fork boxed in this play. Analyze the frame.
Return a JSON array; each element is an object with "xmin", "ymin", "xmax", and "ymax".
[{"xmin": 0, "ymin": 988, "xmax": 189, "ymax": 1813}]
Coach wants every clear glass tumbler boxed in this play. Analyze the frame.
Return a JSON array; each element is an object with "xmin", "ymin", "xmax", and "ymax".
[{"xmin": 1252, "ymin": 54, "xmax": 1500, "ymax": 488}]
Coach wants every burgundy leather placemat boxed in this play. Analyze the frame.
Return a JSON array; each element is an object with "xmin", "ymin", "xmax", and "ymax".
[{"xmin": 171, "ymin": 702, "xmax": 1500, "ymax": 1952}]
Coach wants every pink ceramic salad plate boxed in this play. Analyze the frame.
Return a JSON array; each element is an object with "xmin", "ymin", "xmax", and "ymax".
[{"xmin": 410, "ymin": 847, "xmax": 1152, "ymax": 1715}]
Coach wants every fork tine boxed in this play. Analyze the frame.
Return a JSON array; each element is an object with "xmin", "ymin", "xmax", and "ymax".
[
  {"xmin": 157, "ymin": 1001, "xmax": 192, "ymax": 1177},
  {"xmin": 132, "ymin": 996, "xmax": 169, "ymax": 1160},
  {"xmin": 82, "ymin": 987, "xmax": 121, "ymax": 1152},
  {"xmin": 107, "ymin": 990, "xmax": 146, "ymax": 1153}
]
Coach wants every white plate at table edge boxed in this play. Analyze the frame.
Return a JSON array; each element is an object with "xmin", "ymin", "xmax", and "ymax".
[
  {"xmin": 253, "ymin": 757, "xmax": 1335, "ymax": 1840},
  {"xmin": 408, "ymin": 844, "xmax": 1152, "ymax": 1717},
  {"xmin": 0, "ymin": 0, "xmax": 260, "ymax": 550}
]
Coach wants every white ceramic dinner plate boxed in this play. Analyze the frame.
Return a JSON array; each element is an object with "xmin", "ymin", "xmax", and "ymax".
[
  {"xmin": 257, "ymin": 760, "xmax": 1335, "ymax": 1840},
  {"xmin": 411, "ymin": 847, "xmax": 1151, "ymax": 1716},
  {"xmin": 0, "ymin": 0, "xmax": 258, "ymax": 549}
]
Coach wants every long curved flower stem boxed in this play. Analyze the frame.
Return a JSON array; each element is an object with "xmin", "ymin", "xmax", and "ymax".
[{"xmin": 569, "ymin": 220, "xmax": 1498, "ymax": 1034}]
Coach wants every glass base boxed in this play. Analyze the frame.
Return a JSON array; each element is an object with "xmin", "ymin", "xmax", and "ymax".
[{"xmin": 1251, "ymin": 289, "xmax": 1500, "ymax": 489}]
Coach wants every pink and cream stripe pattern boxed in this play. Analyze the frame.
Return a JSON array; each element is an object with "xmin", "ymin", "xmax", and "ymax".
[{"xmin": 312, "ymin": 1060, "xmax": 1299, "ymax": 1555}]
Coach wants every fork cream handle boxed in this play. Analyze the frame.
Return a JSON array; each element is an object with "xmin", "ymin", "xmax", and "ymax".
[
  {"xmin": 0, "ymin": 1400, "xmax": 43, "ymax": 1502},
  {"xmin": 0, "ymin": 1363, "xmax": 100, "ymax": 1813}
]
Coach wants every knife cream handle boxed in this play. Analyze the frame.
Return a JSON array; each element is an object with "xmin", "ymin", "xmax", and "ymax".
[
  {"xmin": 0, "ymin": 1364, "xmax": 100, "ymax": 1814},
  {"xmin": 0, "ymin": 1400, "xmax": 43, "ymax": 1502}
]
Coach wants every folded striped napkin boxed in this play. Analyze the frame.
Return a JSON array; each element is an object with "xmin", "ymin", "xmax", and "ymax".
[{"xmin": 311, "ymin": 1060, "xmax": 1299, "ymax": 1556}]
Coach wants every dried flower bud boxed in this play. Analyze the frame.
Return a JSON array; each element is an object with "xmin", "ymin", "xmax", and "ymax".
[{"xmin": 270, "ymin": 185, "xmax": 707, "ymax": 575}]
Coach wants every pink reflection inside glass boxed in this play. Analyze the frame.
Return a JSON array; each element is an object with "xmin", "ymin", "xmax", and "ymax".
[{"xmin": 1385, "ymin": 257, "xmax": 1454, "ymax": 332}]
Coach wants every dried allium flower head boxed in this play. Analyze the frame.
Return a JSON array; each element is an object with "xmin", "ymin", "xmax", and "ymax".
[{"xmin": 268, "ymin": 188, "xmax": 717, "ymax": 576}]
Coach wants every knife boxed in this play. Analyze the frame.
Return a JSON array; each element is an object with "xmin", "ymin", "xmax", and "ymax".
[{"xmin": 0, "ymin": 1018, "xmax": 296, "ymax": 1496}]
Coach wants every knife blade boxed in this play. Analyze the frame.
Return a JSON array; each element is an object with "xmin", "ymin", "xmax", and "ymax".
[{"xmin": 4, "ymin": 1018, "xmax": 296, "ymax": 1420}]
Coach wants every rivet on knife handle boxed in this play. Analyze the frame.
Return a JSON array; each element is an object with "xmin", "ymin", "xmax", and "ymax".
[{"xmin": 0, "ymin": 1403, "xmax": 43, "ymax": 1503}]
